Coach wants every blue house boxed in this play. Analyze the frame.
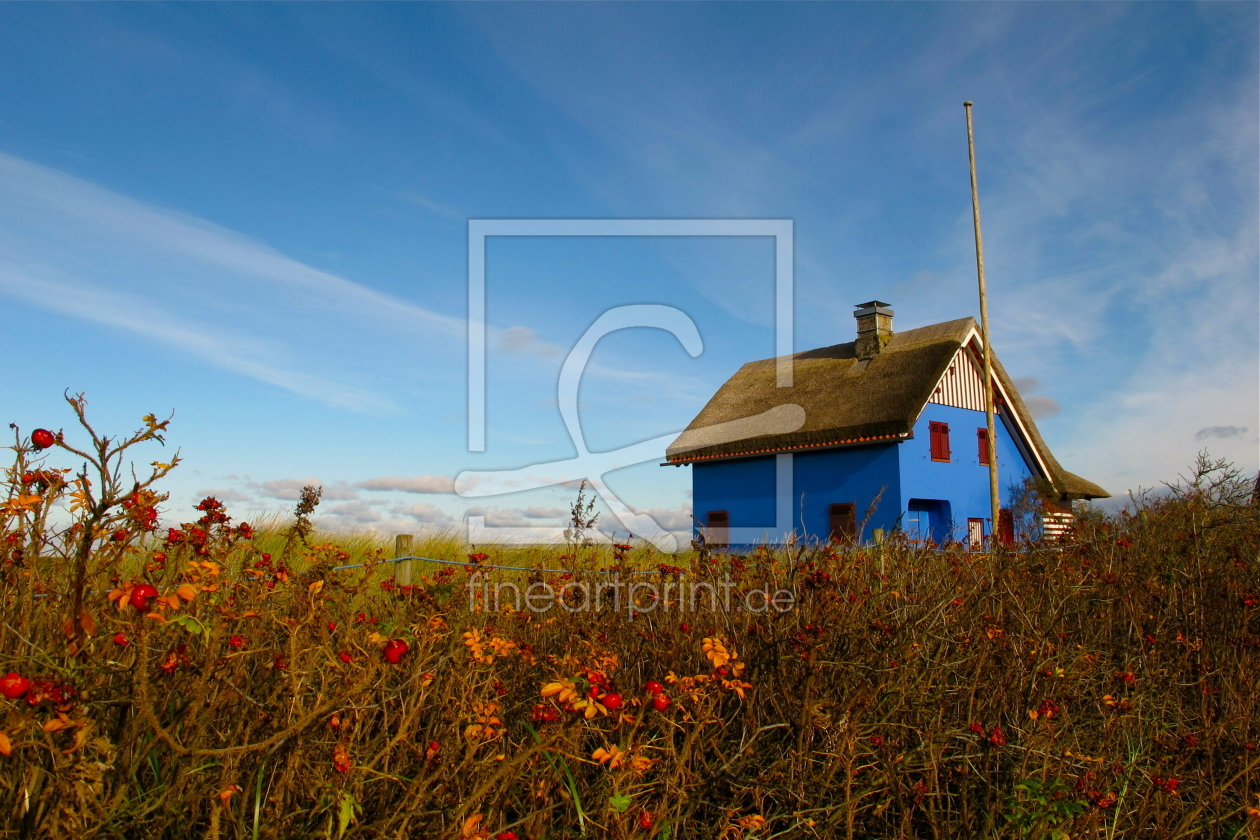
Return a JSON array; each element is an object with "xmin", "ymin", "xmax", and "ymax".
[{"xmin": 665, "ymin": 302, "xmax": 1108, "ymax": 548}]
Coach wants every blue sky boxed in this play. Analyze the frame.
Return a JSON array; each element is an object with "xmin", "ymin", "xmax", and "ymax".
[{"xmin": 2, "ymin": 3, "xmax": 1256, "ymax": 541}]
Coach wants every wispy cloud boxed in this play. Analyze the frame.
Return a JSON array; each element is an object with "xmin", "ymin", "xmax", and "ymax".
[
  {"xmin": 357, "ymin": 475, "xmax": 462, "ymax": 494},
  {"xmin": 253, "ymin": 478, "xmax": 360, "ymax": 501},
  {"xmin": 0, "ymin": 150, "xmax": 467, "ymax": 412},
  {"xmin": 1195, "ymin": 426, "xmax": 1248, "ymax": 442},
  {"xmin": 396, "ymin": 190, "xmax": 466, "ymax": 223}
]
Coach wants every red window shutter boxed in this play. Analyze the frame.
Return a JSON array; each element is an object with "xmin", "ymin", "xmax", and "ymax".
[
  {"xmin": 930, "ymin": 422, "xmax": 951, "ymax": 461},
  {"xmin": 977, "ymin": 428, "xmax": 990, "ymax": 465}
]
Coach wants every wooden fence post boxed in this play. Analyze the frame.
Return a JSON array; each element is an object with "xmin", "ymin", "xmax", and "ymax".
[{"xmin": 394, "ymin": 534, "xmax": 414, "ymax": 587}]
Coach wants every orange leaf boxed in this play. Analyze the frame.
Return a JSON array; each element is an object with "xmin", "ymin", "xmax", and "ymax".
[
  {"xmin": 460, "ymin": 813, "xmax": 488, "ymax": 839},
  {"xmin": 78, "ymin": 608, "xmax": 97, "ymax": 636},
  {"xmin": 63, "ymin": 722, "xmax": 90, "ymax": 754},
  {"xmin": 218, "ymin": 784, "xmax": 242, "ymax": 806},
  {"xmin": 43, "ymin": 716, "xmax": 70, "ymax": 733},
  {"xmin": 175, "ymin": 584, "xmax": 197, "ymax": 602},
  {"xmin": 0, "ymin": 731, "xmax": 11, "ymax": 756},
  {"xmin": 308, "ymin": 580, "xmax": 324, "ymax": 596},
  {"xmin": 145, "ymin": 612, "xmax": 166, "ymax": 623}
]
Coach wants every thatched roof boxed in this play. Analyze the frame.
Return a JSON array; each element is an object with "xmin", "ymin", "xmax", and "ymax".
[{"xmin": 666, "ymin": 317, "xmax": 1108, "ymax": 500}]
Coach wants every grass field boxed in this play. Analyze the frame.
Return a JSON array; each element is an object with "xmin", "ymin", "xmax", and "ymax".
[{"xmin": 2, "ymin": 399, "xmax": 1258, "ymax": 839}]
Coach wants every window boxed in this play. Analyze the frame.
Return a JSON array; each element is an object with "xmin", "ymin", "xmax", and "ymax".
[
  {"xmin": 929, "ymin": 421, "xmax": 951, "ymax": 462},
  {"xmin": 828, "ymin": 503, "xmax": 856, "ymax": 543},
  {"xmin": 705, "ymin": 510, "xmax": 729, "ymax": 548},
  {"xmin": 977, "ymin": 428, "xmax": 991, "ymax": 465},
  {"xmin": 967, "ymin": 518, "xmax": 985, "ymax": 549}
]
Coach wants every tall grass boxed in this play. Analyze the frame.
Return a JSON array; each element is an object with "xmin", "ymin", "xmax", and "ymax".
[{"xmin": 1, "ymin": 401, "xmax": 1257, "ymax": 839}]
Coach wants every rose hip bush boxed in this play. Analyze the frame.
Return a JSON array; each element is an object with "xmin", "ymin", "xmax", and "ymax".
[{"xmin": 0, "ymin": 397, "xmax": 1257, "ymax": 839}]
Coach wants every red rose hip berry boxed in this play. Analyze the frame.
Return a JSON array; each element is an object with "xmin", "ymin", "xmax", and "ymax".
[
  {"xmin": 601, "ymin": 692, "xmax": 623, "ymax": 711},
  {"xmin": 129, "ymin": 583, "xmax": 159, "ymax": 611},
  {"xmin": 0, "ymin": 672, "xmax": 30, "ymax": 699},
  {"xmin": 383, "ymin": 639, "xmax": 409, "ymax": 664},
  {"xmin": 30, "ymin": 429, "xmax": 55, "ymax": 450},
  {"xmin": 645, "ymin": 679, "xmax": 665, "ymax": 695},
  {"xmin": 652, "ymin": 694, "xmax": 671, "ymax": 712}
]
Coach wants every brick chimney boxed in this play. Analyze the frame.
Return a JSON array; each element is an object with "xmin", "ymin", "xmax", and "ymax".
[{"xmin": 854, "ymin": 300, "xmax": 894, "ymax": 360}]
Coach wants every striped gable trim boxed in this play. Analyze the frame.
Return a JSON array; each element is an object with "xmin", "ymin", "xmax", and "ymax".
[{"xmin": 929, "ymin": 345, "xmax": 988, "ymax": 412}]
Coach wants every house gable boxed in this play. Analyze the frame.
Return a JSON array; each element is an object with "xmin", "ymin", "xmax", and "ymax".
[{"xmin": 921, "ymin": 330, "xmax": 1053, "ymax": 485}]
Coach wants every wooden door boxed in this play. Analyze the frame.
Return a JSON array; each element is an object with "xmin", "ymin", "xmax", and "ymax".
[
  {"xmin": 828, "ymin": 503, "xmax": 856, "ymax": 543},
  {"xmin": 706, "ymin": 510, "xmax": 729, "ymax": 548},
  {"xmin": 998, "ymin": 509, "xmax": 1014, "ymax": 545}
]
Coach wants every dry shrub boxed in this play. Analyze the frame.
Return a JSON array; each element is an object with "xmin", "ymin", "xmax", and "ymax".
[{"xmin": 0, "ymin": 400, "xmax": 1257, "ymax": 839}]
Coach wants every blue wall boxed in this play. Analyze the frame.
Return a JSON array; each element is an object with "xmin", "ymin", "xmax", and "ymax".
[
  {"xmin": 689, "ymin": 403, "xmax": 1042, "ymax": 547},
  {"xmin": 691, "ymin": 444, "xmax": 903, "ymax": 549},
  {"xmin": 791, "ymin": 443, "xmax": 902, "ymax": 542},
  {"xmin": 692, "ymin": 455, "xmax": 778, "ymax": 538},
  {"xmin": 898, "ymin": 403, "xmax": 1034, "ymax": 541}
]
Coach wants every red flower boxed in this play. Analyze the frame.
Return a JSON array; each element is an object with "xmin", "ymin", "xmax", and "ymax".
[
  {"xmin": 869, "ymin": 735, "xmax": 884, "ymax": 747},
  {"xmin": 338, "ymin": 651, "xmax": 353, "ymax": 663},
  {"xmin": 969, "ymin": 722, "xmax": 985, "ymax": 734},
  {"xmin": 113, "ymin": 632, "xmax": 129, "ymax": 647},
  {"xmin": 988, "ymin": 725, "xmax": 1007, "ymax": 747},
  {"xmin": 228, "ymin": 635, "xmax": 246, "ymax": 650}
]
